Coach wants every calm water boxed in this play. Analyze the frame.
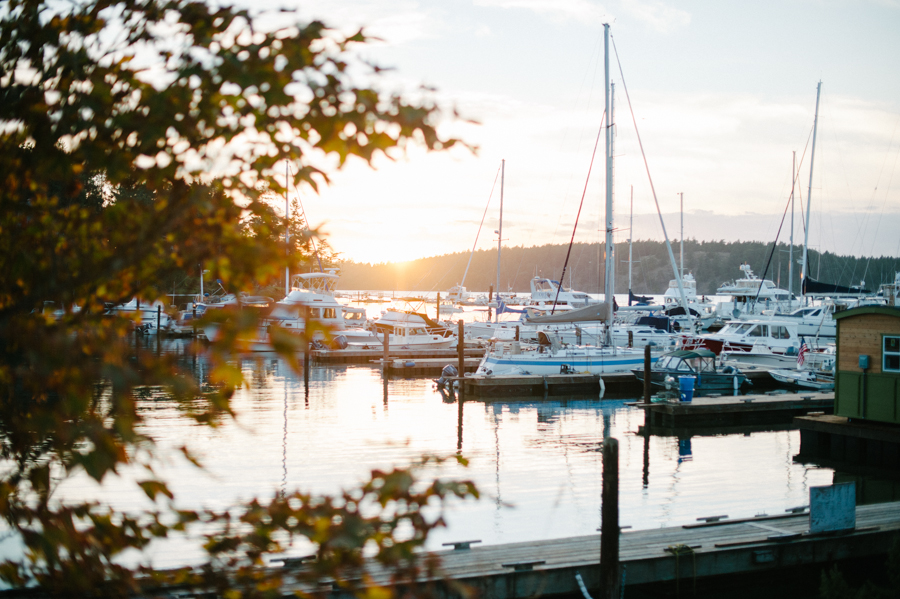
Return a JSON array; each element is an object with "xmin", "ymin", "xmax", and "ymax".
[{"xmin": 58, "ymin": 334, "xmax": 838, "ymax": 569}]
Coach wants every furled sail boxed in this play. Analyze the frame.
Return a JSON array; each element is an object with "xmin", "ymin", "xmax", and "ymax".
[
  {"xmin": 525, "ymin": 302, "xmax": 611, "ymax": 324},
  {"xmin": 802, "ymin": 277, "xmax": 870, "ymax": 296}
]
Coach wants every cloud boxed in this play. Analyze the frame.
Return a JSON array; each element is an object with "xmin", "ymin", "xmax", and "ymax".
[
  {"xmin": 618, "ymin": 0, "xmax": 690, "ymax": 33},
  {"xmin": 474, "ymin": 0, "xmax": 609, "ymax": 24}
]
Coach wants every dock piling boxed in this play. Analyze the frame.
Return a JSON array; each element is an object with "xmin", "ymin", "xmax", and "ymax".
[
  {"xmin": 600, "ymin": 437, "xmax": 620, "ymax": 599},
  {"xmin": 643, "ymin": 345, "xmax": 651, "ymax": 405},
  {"xmin": 303, "ymin": 306, "xmax": 310, "ymax": 390}
]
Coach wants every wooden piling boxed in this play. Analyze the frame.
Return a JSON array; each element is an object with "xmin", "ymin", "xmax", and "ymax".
[
  {"xmin": 488, "ymin": 285, "xmax": 493, "ymax": 321},
  {"xmin": 383, "ymin": 324, "xmax": 390, "ymax": 369},
  {"xmin": 643, "ymin": 344, "xmax": 652, "ymax": 405},
  {"xmin": 303, "ymin": 306, "xmax": 310, "ymax": 389},
  {"xmin": 437, "ymin": 292, "xmax": 441, "ymax": 321},
  {"xmin": 156, "ymin": 304, "xmax": 161, "ymax": 333},
  {"xmin": 600, "ymin": 437, "xmax": 620, "ymax": 599},
  {"xmin": 457, "ymin": 320, "xmax": 465, "ymax": 379}
]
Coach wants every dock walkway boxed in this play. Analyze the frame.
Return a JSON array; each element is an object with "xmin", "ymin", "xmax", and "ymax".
[
  {"xmin": 636, "ymin": 391, "xmax": 833, "ymax": 428},
  {"xmin": 459, "ymin": 368, "xmax": 780, "ymax": 398},
  {"xmin": 280, "ymin": 502, "xmax": 900, "ymax": 598},
  {"xmin": 432, "ymin": 502, "xmax": 900, "ymax": 597}
]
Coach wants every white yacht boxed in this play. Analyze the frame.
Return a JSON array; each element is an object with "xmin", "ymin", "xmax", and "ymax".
[
  {"xmin": 716, "ymin": 263, "xmax": 798, "ymax": 319},
  {"xmin": 679, "ymin": 318, "xmax": 801, "ymax": 356},
  {"xmin": 359, "ymin": 309, "xmax": 457, "ymax": 350},
  {"xmin": 109, "ymin": 298, "xmax": 170, "ymax": 334},
  {"xmin": 203, "ymin": 271, "xmax": 379, "ymax": 349},
  {"xmin": 661, "ymin": 273, "xmax": 717, "ymax": 330},
  {"xmin": 528, "ymin": 277, "xmax": 595, "ymax": 309}
]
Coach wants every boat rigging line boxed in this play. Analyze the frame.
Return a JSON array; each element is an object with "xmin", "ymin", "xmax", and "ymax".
[
  {"xmin": 287, "ymin": 163, "xmax": 325, "ymax": 273},
  {"xmin": 610, "ymin": 34, "xmax": 690, "ymax": 319},
  {"xmin": 751, "ymin": 127, "xmax": 814, "ymax": 306},
  {"xmin": 551, "ymin": 110, "xmax": 607, "ymax": 314}
]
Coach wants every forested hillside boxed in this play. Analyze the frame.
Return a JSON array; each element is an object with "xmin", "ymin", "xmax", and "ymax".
[{"xmin": 338, "ymin": 240, "xmax": 900, "ymax": 295}]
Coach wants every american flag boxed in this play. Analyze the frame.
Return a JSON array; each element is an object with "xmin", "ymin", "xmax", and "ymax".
[{"xmin": 797, "ymin": 337, "xmax": 809, "ymax": 366}]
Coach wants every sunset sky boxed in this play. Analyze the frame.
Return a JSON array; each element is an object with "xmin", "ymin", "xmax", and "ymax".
[{"xmin": 265, "ymin": 0, "xmax": 900, "ymax": 266}]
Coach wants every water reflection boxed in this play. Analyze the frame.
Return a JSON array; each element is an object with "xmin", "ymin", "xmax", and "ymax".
[{"xmin": 81, "ymin": 341, "xmax": 845, "ymax": 567}]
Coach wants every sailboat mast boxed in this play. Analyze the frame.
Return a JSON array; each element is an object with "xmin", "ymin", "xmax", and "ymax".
[
  {"xmin": 496, "ymin": 159, "xmax": 505, "ymax": 323},
  {"xmin": 679, "ymin": 192, "xmax": 684, "ymax": 277},
  {"xmin": 789, "ymin": 151, "xmax": 795, "ymax": 300},
  {"xmin": 628, "ymin": 186, "xmax": 633, "ymax": 297},
  {"xmin": 603, "ymin": 24, "xmax": 614, "ymax": 340},
  {"xmin": 801, "ymin": 81, "xmax": 822, "ymax": 306},
  {"xmin": 285, "ymin": 161, "xmax": 290, "ymax": 296}
]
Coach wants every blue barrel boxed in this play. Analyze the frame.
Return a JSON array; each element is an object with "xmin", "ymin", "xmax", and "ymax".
[{"xmin": 678, "ymin": 376, "xmax": 696, "ymax": 402}]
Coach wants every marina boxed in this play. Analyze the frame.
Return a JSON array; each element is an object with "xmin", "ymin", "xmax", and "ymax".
[{"xmin": 340, "ymin": 501, "xmax": 900, "ymax": 598}]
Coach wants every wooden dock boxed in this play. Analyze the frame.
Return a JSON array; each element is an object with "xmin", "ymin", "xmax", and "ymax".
[
  {"xmin": 458, "ymin": 368, "xmax": 781, "ymax": 398},
  {"xmin": 278, "ymin": 502, "xmax": 900, "ymax": 598},
  {"xmin": 636, "ymin": 391, "xmax": 834, "ymax": 428},
  {"xmin": 383, "ymin": 358, "xmax": 481, "ymax": 376},
  {"xmin": 795, "ymin": 414, "xmax": 900, "ymax": 470},
  {"xmin": 311, "ymin": 347, "xmax": 484, "ymax": 365},
  {"xmin": 433, "ymin": 502, "xmax": 900, "ymax": 597}
]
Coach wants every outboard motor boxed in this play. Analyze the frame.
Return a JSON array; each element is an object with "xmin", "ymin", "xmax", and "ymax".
[
  {"xmin": 434, "ymin": 364, "xmax": 459, "ymax": 389},
  {"xmin": 331, "ymin": 334, "xmax": 348, "ymax": 350}
]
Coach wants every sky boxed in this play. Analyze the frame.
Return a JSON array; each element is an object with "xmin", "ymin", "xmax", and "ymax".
[{"xmin": 257, "ymin": 0, "xmax": 900, "ymax": 266}]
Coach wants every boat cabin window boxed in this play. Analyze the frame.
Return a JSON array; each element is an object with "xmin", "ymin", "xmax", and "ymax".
[
  {"xmin": 748, "ymin": 325, "xmax": 767, "ymax": 337},
  {"xmin": 771, "ymin": 325, "xmax": 790, "ymax": 340},
  {"xmin": 676, "ymin": 360, "xmax": 692, "ymax": 372},
  {"xmin": 656, "ymin": 356, "xmax": 671, "ymax": 369},
  {"xmin": 323, "ymin": 308, "xmax": 336, "ymax": 319},
  {"xmin": 884, "ymin": 336, "xmax": 900, "ymax": 372},
  {"xmin": 308, "ymin": 308, "xmax": 321, "ymax": 318}
]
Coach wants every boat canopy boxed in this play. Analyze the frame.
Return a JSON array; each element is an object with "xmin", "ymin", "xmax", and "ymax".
[
  {"xmin": 525, "ymin": 302, "xmax": 611, "ymax": 324},
  {"xmin": 663, "ymin": 349, "xmax": 717, "ymax": 360}
]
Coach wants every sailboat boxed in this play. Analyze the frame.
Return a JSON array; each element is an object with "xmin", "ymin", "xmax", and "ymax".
[
  {"xmin": 763, "ymin": 82, "xmax": 877, "ymax": 337},
  {"xmin": 475, "ymin": 26, "xmax": 652, "ymax": 377}
]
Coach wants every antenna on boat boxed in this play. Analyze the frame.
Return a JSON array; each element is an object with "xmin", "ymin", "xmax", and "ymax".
[{"xmin": 801, "ymin": 81, "xmax": 822, "ymax": 307}]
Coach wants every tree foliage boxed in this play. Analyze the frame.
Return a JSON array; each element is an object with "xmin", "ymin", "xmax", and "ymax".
[{"xmin": 0, "ymin": 0, "xmax": 475, "ymax": 594}]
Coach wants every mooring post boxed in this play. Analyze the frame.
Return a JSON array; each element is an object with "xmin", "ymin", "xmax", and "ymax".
[
  {"xmin": 156, "ymin": 304, "xmax": 161, "ymax": 333},
  {"xmin": 437, "ymin": 292, "xmax": 441, "ymax": 321},
  {"xmin": 488, "ymin": 285, "xmax": 493, "ymax": 322},
  {"xmin": 457, "ymin": 320, "xmax": 465, "ymax": 381},
  {"xmin": 383, "ymin": 324, "xmax": 390, "ymax": 370},
  {"xmin": 457, "ymin": 320, "xmax": 466, "ymax": 450},
  {"xmin": 643, "ymin": 344, "xmax": 652, "ymax": 405},
  {"xmin": 192, "ymin": 304, "xmax": 197, "ymax": 338},
  {"xmin": 303, "ymin": 306, "xmax": 310, "ymax": 390},
  {"xmin": 600, "ymin": 437, "xmax": 620, "ymax": 599}
]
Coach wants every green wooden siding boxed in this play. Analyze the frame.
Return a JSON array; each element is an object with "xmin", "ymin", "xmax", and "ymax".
[{"xmin": 835, "ymin": 371, "xmax": 900, "ymax": 423}]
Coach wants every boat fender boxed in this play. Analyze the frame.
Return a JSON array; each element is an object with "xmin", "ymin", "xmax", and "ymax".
[{"xmin": 598, "ymin": 376, "xmax": 605, "ymax": 398}]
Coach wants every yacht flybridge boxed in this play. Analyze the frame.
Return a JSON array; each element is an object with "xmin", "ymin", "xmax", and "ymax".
[{"xmin": 716, "ymin": 263, "xmax": 797, "ymax": 318}]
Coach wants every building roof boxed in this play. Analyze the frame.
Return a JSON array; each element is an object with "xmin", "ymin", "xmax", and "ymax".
[{"xmin": 833, "ymin": 305, "xmax": 900, "ymax": 321}]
